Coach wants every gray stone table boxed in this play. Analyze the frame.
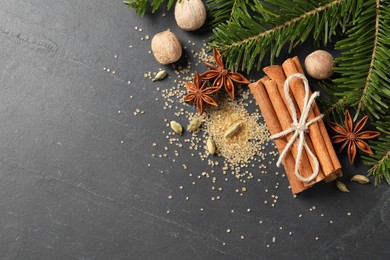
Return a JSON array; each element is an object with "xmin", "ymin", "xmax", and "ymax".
[{"xmin": 0, "ymin": 1, "xmax": 389, "ymax": 259}]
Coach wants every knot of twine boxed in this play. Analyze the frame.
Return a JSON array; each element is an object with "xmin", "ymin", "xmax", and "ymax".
[{"xmin": 270, "ymin": 73, "xmax": 324, "ymax": 183}]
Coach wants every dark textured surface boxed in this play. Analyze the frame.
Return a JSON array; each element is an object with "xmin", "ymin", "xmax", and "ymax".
[{"xmin": 0, "ymin": 1, "xmax": 389, "ymax": 259}]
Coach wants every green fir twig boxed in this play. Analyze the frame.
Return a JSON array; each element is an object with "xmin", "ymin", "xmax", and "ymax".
[
  {"xmin": 209, "ymin": 0, "xmax": 362, "ymax": 72},
  {"xmin": 124, "ymin": 0, "xmax": 175, "ymax": 16},
  {"xmin": 362, "ymin": 118, "xmax": 390, "ymax": 186},
  {"xmin": 322, "ymin": 0, "xmax": 390, "ymax": 120}
]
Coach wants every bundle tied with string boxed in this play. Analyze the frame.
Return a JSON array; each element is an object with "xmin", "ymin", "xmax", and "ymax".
[{"xmin": 249, "ymin": 57, "xmax": 342, "ymax": 194}]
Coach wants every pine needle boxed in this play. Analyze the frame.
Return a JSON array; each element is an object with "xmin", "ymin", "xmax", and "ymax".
[
  {"xmin": 124, "ymin": 0, "xmax": 175, "ymax": 16},
  {"xmin": 324, "ymin": 0, "xmax": 390, "ymax": 120},
  {"xmin": 209, "ymin": 0, "xmax": 361, "ymax": 73},
  {"xmin": 363, "ymin": 118, "xmax": 390, "ymax": 186}
]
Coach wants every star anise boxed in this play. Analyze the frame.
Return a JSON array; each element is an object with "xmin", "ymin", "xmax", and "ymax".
[
  {"xmin": 200, "ymin": 47, "xmax": 250, "ymax": 99},
  {"xmin": 183, "ymin": 71, "xmax": 220, "ymax": 114},
  {"xmin": 329, "ymin": 110, "xmax": 380, "ymax": 164}
]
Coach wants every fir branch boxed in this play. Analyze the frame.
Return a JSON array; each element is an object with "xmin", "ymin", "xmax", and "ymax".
[
  {"xmin": 362, "ymin": 119, "xmax": 390, "ymax": 186},
  {"xmin": 210, "ymin": 0, "xmax": 361, "ymax": 73},
  {"xmin": 319, "ymin": 93, "xmax": 348, "ymax": 122},
  {"xmin": 324, "ymin": 0, "xmax": 390, "ymax": 120},
  {"xmin": 223, "ymin": 0, "xmax": 342, "ymax": 48},
  {"xmin": 124, "ymin": 0, "xmax": 175, "ymax": 16},
  {"xmin": 360, "ymin": 0, "xmax": 381, "ymax": 115},
  {"xmin": 207, "ymin": 0, "xmax": 235, "ymax": 26},
  {"xmin": 207, "ymin": 0, "xmax": 253, "ymax": 27}
]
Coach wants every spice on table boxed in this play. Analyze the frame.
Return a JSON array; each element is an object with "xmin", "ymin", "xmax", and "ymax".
[
  {"xmin": 170, "ymin": 120, "xmax": 183, "ymax": 135},
  {"xmin": 249, "ymin": 57, "xmax": 342, "ymax": 194},
  {"xmin": 187, "ymin": 117, "xmax": 202, "ymax": 132},
  {"xmin": 260, "ymin": 76, "xmax": 319, "ymax": 186},
  {"xmin": 336, "ymin": 181, "xmax": 349, "ymax": 193},
  {"xmin": 183, "ymin": 71, "xmax": 219, "ymax": 114},
  {"xmin": 282, "ymin": 57, "xmax": 341, "ymax": 182},
  {"xmin": 151, "ymin": 30, "xmax": 182, "ymax": 64},
  {"xmin": 351, "ymin": 174, "xmax": 370, "ymax": 184},
  {"xmin": 206, "ymin": 138, "xmax": 216, "ymax": 155},
  {"xmin": 154, "ymin": 45, "xmax": 274, "ymax": 190},
  {"xmin": 205, "ymin": 99, "xmax": 269, "ymax": 168},
  {"xmin": 152, "ymin": 70, "xmax": 167, "ymax": 81},
  {"xmin": 200, "ymin": 47, "xmax": 250, "ymax": 99},
  {"xmin": 329, "ymin": 110, "xmax": 380, "ymax": 164}
]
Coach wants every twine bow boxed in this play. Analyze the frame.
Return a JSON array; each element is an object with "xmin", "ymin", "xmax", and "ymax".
[{"xmin": 270, "ymin": 73, "xmax": 323, "ymax": 182}]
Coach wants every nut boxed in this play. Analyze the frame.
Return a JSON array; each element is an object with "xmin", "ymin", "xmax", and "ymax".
[
  {"xmin": 151, "ymin": 31, "xmax": 182, "ymax": 64},
  {"xmin": 174, "ymin": 0, "xmax": 206, "ymax": 31},
  {"xmin": 304, "ymin": 50, "xmax": 334, "ymax": 79}
]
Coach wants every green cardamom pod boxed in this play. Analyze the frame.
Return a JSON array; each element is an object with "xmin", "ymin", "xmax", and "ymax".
[
  {"xmin": 336, "ymin": 181, "xmax": 349, "ymax": 193},
  {"xmin": 187, "ymin": 117, "xmax": 202, "ymax": 132},
  {"xmin": 152, "ymin": 70, "xmax": 167, "ymax": 82},
  {"xmin": 351, "ymin": 174, "xmax": 370, "ymax": 184},
  {"xmin": 224, "ymin": 122, "xmax": 242, "ymax": 138},
  {"xmin": 170, "ymin": 120, "xmax": 183, "ymax": 135},
  {"xmin": 206, "ymin": 138, "xmax": 216, "ymax": 155}
]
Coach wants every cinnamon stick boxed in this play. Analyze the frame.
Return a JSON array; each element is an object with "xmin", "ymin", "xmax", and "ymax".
[
  {"xmin": 282, "ymin": 58, "xmax": 335, "ymax": 177},
  {"xmin": 248, "ymin": 80, "xmax": 306, "ymax": 194},
  {"xmin": 263, "ymin": 66, "xmax": 299, "ymax": 114},
  {"xmin": 291, "ymin": 57, "xmax": 342, "ymax": 181},
  {"xmin": 263, "ymin": 66, "xmax": 326, "ymax": 184},
  {"xmin": 262, "ymin": 77, "xmax": 323, "ymax": 186}
]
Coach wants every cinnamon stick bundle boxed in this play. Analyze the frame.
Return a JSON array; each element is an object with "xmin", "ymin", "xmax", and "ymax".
[
  {"xmin": 261, "ymin": 76, "xmax": 324, "ymax": 187},
  {"xmin": 249, "ymin": 57, "xmax": 342, "ymax": 194},
  {"xmin": 281, "ymin": 57, "xmax": 342, "ymax": 181}
]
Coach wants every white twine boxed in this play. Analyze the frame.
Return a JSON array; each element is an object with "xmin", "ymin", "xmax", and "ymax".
[{"xmin": 270, "ymin": 73, "xmax": 323, "ymax": 183}]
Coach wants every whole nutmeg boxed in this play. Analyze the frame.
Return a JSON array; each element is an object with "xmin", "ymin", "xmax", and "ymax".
[
  {"xmin": 151, "ymin": 31, "xmax": 182, "ymax": 64},
  {"xmin": 304, "ymin": 50, "xmax": 334, "ymax": 80},
  {"xmin": 174, "ymin": 0, "xmax": 206, "ymax": 31}
]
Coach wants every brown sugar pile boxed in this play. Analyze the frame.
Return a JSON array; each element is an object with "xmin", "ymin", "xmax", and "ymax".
[{"xmin": 205, "ymin": 99, "xmax": 270, "ymax": 167}]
